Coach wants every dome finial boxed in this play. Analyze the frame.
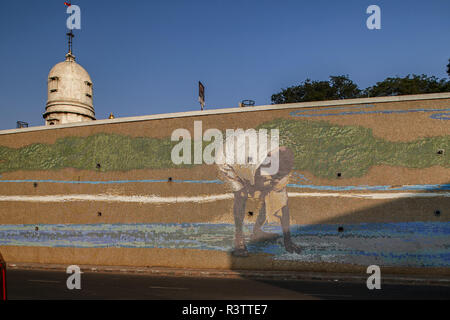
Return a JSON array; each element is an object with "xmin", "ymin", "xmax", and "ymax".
[
  {"xmin": 66, "ymin": 30, "xmax": 75, "ymax": 56},
  {"xmin": 65, "ymin": 52, "xmax": 76, "ymax": 62}
]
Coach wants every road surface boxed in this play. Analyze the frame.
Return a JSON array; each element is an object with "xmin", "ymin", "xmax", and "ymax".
[{"xmin": 5, "ymin": 269, "xmax": 450, "ymax": 300}]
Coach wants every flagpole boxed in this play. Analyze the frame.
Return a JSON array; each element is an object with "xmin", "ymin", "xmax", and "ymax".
[{"xmin": 199, "ymin": 81, "xmax": 205, "ymax": 111}]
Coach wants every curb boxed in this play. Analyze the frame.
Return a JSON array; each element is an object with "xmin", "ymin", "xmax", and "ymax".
[{"xmin": 7, "ymin": 262, "xmax": 450, "ymax": 286}]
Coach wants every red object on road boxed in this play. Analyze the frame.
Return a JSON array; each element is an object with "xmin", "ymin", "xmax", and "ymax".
[{"xmin": 0, "ymin": 252, "xmax": 6, "ymax": 300}]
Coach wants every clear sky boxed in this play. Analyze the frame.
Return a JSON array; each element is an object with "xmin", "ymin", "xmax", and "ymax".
[{"xmin": 0, "ymin": 0, "xmax": 449, "ymax": 130}]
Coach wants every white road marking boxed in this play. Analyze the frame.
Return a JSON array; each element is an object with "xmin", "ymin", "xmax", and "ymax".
[
  {"xmin": 311, "ymin": 293, "xmax": 353, "ymax": 298},
  {"xmin": 149, "ymin": 286, "xmax": 188, "ymax": 290},
  {"xmin": 28, "ymin": 280, "xmax": 61, "ymax": 283}
]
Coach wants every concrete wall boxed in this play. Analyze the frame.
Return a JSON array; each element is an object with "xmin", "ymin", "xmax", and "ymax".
[{"xmin": 0, "ymin": 93, "xmax": 449, "ymax": 275}]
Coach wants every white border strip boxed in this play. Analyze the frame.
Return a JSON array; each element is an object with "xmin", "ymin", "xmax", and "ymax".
[
  {"xmin": 0, "ymin": 192, "xmax": 448, "ymax": 203},
  {"xmin": 0, "ymin": 194, "xmax": 234, "ymax": 203},
  {"xmin": 2, "ymin": 92, "xmax": 450, "ymax": 135},
  {"xmin": 288, "ymin": 192, "xmax": 450, "ymax": 199}
]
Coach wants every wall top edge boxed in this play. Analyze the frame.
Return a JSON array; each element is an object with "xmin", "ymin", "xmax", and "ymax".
[{"xmin": 1, "ymin": 92, "xmax": 450, "ymax": 136}]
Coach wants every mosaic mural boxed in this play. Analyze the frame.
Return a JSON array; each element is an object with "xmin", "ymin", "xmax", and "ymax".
[
  {"xmin": 0, "ymin": 118, "xmax": 448, "ymax": 179},
  {"xmin": 0, "ymin": 103, "xmax": 449, "ymax": 270},
  {"xmin": 0, "ymin": 222, "xmax": 448, "ymax": 267}
]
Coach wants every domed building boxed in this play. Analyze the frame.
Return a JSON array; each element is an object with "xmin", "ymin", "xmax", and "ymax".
[{"xmin": 43, "ymin": 50, "xmax": 96, "ymax": 125}]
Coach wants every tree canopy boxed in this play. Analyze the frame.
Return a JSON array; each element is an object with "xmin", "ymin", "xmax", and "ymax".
[
  {"xmin": 271, "ymin": 75, "xmax": 361, "ymax": 104},
  {"xmin": 272, "ymin": 72, "xmax": 450, "ymax": 104},
  {"xmin": 447, "ymin": 58, "xmax": 450, "ymax": 77},
  {"xmin": 364, "ymin": 74, "xmax": 450, "ymax": 97}
]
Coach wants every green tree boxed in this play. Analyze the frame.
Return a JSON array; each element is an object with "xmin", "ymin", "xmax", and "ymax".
[
  {"xmin": 363, "ymin": 74, "xmax": 450, "ymax": 97},
  {"xmin": 271, "ymin": 75, "xmax": 361, "ymax": 104},
  {"xmin": 447, "ymin": 59, "xmax": 450, "ymax": 77},
  {"xmin": 271, "ymin": 73, "xmax": 450, "ymax": 104}
]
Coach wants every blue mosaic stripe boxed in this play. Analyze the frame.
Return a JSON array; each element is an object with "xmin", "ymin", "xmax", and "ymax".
[
  {"xmin": 289, "ymin": 107, "xmax": 450, "ymax": 120},
  {"xmin": 0, "ymin": 222, "xmax": 448, "ymax": 267},
  {"xmin": 430, "ymin": 113, "xmax": 450, "ymax": 120},
  {"xmin": 0, "ymin": 176, "xmax": 448, "ymax": 192}
]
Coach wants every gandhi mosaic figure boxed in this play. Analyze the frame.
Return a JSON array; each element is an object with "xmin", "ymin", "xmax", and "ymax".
[{"xmin": 216, "ymin": 132, "xmax": 301, "ymax": 257}]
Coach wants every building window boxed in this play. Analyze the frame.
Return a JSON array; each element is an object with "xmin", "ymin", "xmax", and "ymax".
[
  {"xmin": 85, "ymin": 81, "xmax": 93, "ymax": 98},
  {"xmin": 47, "ymin": 118, "xmax": 59, "ymax": 126},
  {"xmin": 49, "ymin": 76, "xmax": 59, "ymax": 93}
]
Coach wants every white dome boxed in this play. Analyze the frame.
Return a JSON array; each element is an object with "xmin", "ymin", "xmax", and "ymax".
[{"xmin": 43, "ymin": 53, "xmax": 95, "ymax": 125}]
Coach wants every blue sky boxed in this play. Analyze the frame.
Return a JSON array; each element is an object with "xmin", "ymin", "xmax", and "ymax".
[{"xmin": 0, "ymin": 0, "xmax": 449, "ymax": 130}]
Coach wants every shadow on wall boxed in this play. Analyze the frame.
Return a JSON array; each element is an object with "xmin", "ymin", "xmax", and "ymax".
[
  {"xmin": 226, "ymin": 180, "xmax": 449, "ymax": 279},
  {"xmin": 215, "ymin": 141, "xmax": 448, "ymax": 276}
]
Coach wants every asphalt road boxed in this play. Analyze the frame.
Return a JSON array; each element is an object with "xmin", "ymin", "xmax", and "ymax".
[{"xmin": 5, "ymin": 269, "xmax": 450, "ymax": 300}]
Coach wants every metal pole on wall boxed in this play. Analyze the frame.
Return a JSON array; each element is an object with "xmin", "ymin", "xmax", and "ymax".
[{"xmin": 199, "ymin": 81, "xmax": 205, "ymax": 111}]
